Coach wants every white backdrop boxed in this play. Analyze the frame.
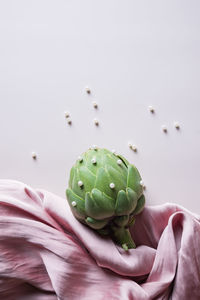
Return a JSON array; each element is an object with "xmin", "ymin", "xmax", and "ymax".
[{"xmin": 0, "ymin": 1, "xmax": 200, "ymax": 213}]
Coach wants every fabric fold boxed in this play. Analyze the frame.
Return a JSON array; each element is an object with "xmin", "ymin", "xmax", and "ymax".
[{"xmin": 0, "ymin": 179, "xmax": 199, "ymax": 299}]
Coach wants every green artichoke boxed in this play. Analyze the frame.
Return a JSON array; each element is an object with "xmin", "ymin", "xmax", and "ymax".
[{"xmin": 66, "ymin": 147, "xmax": 145, "ymax": 250}]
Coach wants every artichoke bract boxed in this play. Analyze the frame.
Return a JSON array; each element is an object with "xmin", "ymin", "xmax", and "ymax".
[{"xmin": 66, "ymin": 147, "xmax": 145, "ymax": 250}]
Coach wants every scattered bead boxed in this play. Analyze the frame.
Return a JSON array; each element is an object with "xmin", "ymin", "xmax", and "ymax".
[
  {"xmin": 128, "ymin": 143, "xmax": 137, "ymax": 152},
  {"xmin": 148, "ymin": 106, "xmax": 155, "ymax": 113},
  {"xmin": 128, "ymin": 142, "xmax": 132, "ymax": 148},
  {"xmin": 85, "ymin": 86, "xmax": 91, "ymax": 94},
  {"xmin": 162, "ymin": 125, "xmax": 167, "ymax": 133},
  {"xmin": 109, "ymin": 183, "xmax": 115, "ymax": 189},
  {"xmin": 91, "ymin": 157, "xmax": 97, "ymax": 164},
  {"xmin": 31, "ymin": 152, "xmax": 37, "ymax": 160},
  {"xmin": 132, "ymin": 145, "xmax": 137, "ymax": 152},
  {"xmin": 117, "ymin": 159, "xmax": 122, "ymax": 165},
  {"xmin": 92, "ymin": 101, "xmax": 98, "ymax": 109},
  {"xmin": 78, "ymin": 156, "xmax": 83, "ymax": 163},
  {"xmin": 64, "ymin": 111, "xmax": 70, "ymax": 118},
  {"xmin": 94, "ymin": 118, "xmax": 99, "ymax": 126},
  {"xmin": 67, "ymin": 119, "xmax": 72, "ymax": 125},
  {"xmin": 174, "ymin": 122, "xmax": 180, "ymax": 130},
  {"xmin": 78, "ymin": 180, "xmax": 83, "ymax": 187},
  {"xmin": 72, "ymin": 201, "xmax": 77, "ymax": 207}
]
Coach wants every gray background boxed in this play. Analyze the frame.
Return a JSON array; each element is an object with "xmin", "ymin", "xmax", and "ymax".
[{"xmin": 0, "ymin": 0, "xmax": 200, "ymax": 212}]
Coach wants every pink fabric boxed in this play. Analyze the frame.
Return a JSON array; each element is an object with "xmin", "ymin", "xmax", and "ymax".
[{"xmin": 0, "ymin": 180, "xmax": 200, "ymax": 300}]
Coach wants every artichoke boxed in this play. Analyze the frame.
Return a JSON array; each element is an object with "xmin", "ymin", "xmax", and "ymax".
[{"xmin": 66, "ymin": 147, "xmax": 145, "ymax": 250}]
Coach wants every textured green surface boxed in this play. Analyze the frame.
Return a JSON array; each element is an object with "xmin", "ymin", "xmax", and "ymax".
[{"xmin": 66, "ymin": 147, "xmax": 145, "ymax": 250}]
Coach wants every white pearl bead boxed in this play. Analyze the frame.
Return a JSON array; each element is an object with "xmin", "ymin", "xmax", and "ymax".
[
  {"xmin": 128, "ymin": 142, "xmax": 132, "ymax": 148},
  {"xmin": 148, "ymin": 106, "xmax": 155, "ymax": 113},
  {"xmin": 109, "ymin": 183, "xmax": 115, "ymax": 189},
  {"xmin": 174, "ymin": 122, "xmax": 180, "ymax": 129},
  {"xmin": 31, "ymin": 152, "xmax": 37, "ymax": 159},
  {"xmin": 91, "ymin": 157, "xmax": 97, "ymax": 164},
  {"xmin": 78, "ymin": 156, "xmax": 83, "ymax": 162},
  {"xmin": 94, "ymin": 119, "xmax": 99, "ymax": 126},
  {"xmin": 64, "ymin": 111, "xmax": 70, "ymax": 118},
  {"xmin": 78, "ymin": 180, "xmax": 83, "ymax": 187},
  {"xmin": 72, "ymin": 201, "xmax": 77, "ymax": 207},
  {"xmin": 117, "ymin": 159, "xmax": 122, "ymax": 165},
  {"xmin": 128, "ymin": 143, "xmax": 137, "ymax": 152},
  {"xmin": 93, "ymin": 101, "xmax": 98, "ymax": 109},
  {"xmin": 162, "ymin": 125, "xmax": 167, "ymax": 133},
  {"xmin": 67, "ymin": 119, "xmax": 72, "ymax": 125},
  {"xmin": 85, "ymin": 86, "xmax": 91, "ymax": 94},
  {"xmin": 132, "ymin": 145, "xmax": 137, "ymax": 152}
]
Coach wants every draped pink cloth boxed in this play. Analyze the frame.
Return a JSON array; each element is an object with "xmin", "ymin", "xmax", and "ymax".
[{"xmin": 0, "ymin": 180, "xmax": 200, "ymax": 300}]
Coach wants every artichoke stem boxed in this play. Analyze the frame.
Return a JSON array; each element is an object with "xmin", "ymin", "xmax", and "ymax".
[{"xmin": 111, "ymin": 226, "xmax": 136, "ymax": 250}]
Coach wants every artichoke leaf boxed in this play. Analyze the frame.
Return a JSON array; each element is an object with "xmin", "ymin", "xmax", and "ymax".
[
  {"xmin": 85, "ymin": 149, "xmax": 99, "ymax": 175},
  {"xmin": 115, "ymin": 188, "xmax": 138, "ymax": 216},
  {"xmin": 66, "ymin": 188, "xmax": 86, "ymax": 220},
  {"xmin": 116, "ymin": 154, "xmax": 129, "ymax": 167},
  {"xmin": 103, "ymin": 154, "xmax": 127, "ymax": 178},
  {"xmin": 85, "ymin": 188, "xmax": 115, "ymax": 219},
  {"xmin": 132, "ymin": 194, "xmax": 145, "ymax": 215},
  {"xmin": 95, "ymin": 167, "xmax": 113, "ymax": 198},
  {"xmin": 85, "ymin": 217, "xmax": 108, "ymax": 229},
  {"xmin": 127, "ymin": 165, "xmax": 143, "ymax": 197},
  {"xmin": 105, "ymin": 164, "xmax": 126, "ymax": 193},
  {"xmin": 78, "ymin": 166, "xmax": 96, "ymax": 192},
  {"xmin": 115, "ymin": 190, "xmax": 128, "ymax": 215},
  {"xmin": 71, "ymin": 167, "xmax": 85, "ymax": 199},
  {"xmin": 127, "ymin": 187, "xmax": 138, "ymax": 212}
]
